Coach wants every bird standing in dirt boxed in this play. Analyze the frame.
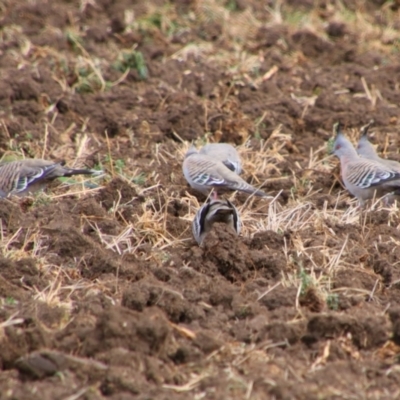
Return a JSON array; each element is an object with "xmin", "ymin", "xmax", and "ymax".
[
  {"xmin": 357, "ymin": 120, "xmax": 400, "ymax": 171},
  {"xmin": 332, "ymin": 123, "xmax": 400, "ymax": 205},
  {"xmin": 0, "ymin": 159, "xmax": 102, "ymax": 197},
  {"xmin": 199, "ymin": 143, "xmax": 242, "ymax": 174},
  {"xmin": 192, "ymin": 191, "xmax": 241, "ymax": 246},
  {"xmin": 183, "ymin": 149, "xmax": 268, "ymax": 197}
]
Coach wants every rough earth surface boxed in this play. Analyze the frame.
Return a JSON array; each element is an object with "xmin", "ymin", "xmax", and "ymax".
[{"xmin": 1, "ymin": 0, "xmax": 400, "ymax": 399}]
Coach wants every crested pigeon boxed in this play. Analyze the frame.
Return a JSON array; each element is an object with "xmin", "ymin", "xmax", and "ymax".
[
  {"xmin": 357, "ymin": 121, "xmax": 400, "ymax": 171},
  {"xmin": 183, "ymin": 152, "xmax": 268, "ymax": 197},
  {"xmin": 332, "ymin": 123, "xmax": 400, "ymax": 205},
  {"xmin": 0, "ymin": 159, "xmax": 102, "ymax": 197},
  {"xmin": 192, "ymin": 191, "xmax": 241, "ymax": 245},
  {"xmin": 199, "ymin": 143, "xmax": 242, "ymax": 174}
]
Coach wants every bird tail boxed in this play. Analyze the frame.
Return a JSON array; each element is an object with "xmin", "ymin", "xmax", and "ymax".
[
  {"xmin": 55, "ymin": 160, "xmax": 103, "ymax": 177},
  {"xmin": 62, "ymin": 168, "xmax": 103, "ymax": 177},
  {"xmin": 240, "ymin": 184, "xmax": 271, "ymax": 198}
]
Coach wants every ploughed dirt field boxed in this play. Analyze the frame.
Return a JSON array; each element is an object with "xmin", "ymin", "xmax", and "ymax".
[{"xmin": 1, "ymin": 0, "xmax": 400, "ymax": 398}]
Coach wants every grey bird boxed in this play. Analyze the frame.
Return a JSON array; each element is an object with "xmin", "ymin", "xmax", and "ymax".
[
  {"xmin": 332, "ymin": 123, "xmax": 400, "ymax": 205},
  {"xmin": 357, "ymin": 120, "xmax": 400, "ymax": 171},
  {"xmin": 192, "ymin": 191, "xmax": 241, "ymax": 246},
  {"xmin": 199, "ymin": 143, "xmax": 242, "ymax": 174},
  {"xmin": 0, "ymin": 159, "xmax": 102, "ymax": 197},
  {"xmin": 182, "ymin": 151, "xmax": 268, "ymax": 197}
]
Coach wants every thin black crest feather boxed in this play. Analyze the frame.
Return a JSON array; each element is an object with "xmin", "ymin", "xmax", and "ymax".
[
  {"xmin": 360, "ymin": 119, "xmax": 374, "ymax": 138},
  {"xmin": 333, "ymin": 121, "xmax": 344, "ymax": 138}
]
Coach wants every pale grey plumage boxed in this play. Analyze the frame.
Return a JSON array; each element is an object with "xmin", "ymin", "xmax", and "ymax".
[
  {"xmin": 185, "ymin": 145, "xmax": 198, "ymax": 158},
  {"xmin": 357, "ymin": 120, "xmax": 400, "ymax": 172},
  {"xmin": 332, "ymin": 123, "xmax": 400, "ymax": 204},
  {"xmin": 0, "ymin": 159, "xmax": 102, "ymax": 197},
  {"xmin": 183, "ymin": 152, "xmax": 268, "ymax": 197},
  {"xmin": 192, "ymin": 192, "xmax": 241, "ymax": 245},
  {"xmin": 199, "ymin": 143, "xmax": 242, "ymax": 174}
]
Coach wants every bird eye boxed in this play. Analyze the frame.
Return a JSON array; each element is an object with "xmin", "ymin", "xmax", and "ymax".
[{"xmin": 335, "ymin": 144, "xmax": 342, "ymax": 150}]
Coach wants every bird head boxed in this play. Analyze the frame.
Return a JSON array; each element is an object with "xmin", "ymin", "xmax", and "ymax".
[
  {"xmin": 356, "ymin": 120, "xmax": 376, "ymax": 158},
  {"xmin": 331, "ymin": 122, "xmax": 356, "ymax": 158}
]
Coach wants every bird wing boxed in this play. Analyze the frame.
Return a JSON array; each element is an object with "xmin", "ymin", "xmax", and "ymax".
[
  {"xmin": 191, "ymin": 170, "xmax": 235, "ymax": 187},
  {"xmin": 16, "ymin": 163, "xmax": 62, "ymax": 192},
  {"xmin": 222, "ymin": 159, "xmax": 241, "ymax": 174},
  {"xmin": 226, "ymin": 199, "xmax": 241, "ymax": 234},
  {"xmin": 186, "ymin": 155, "xmax": 238, "ymax": 188},
  {"xmin": 192, "ymin": 201, "xmax": 211, "ymax": 244},
  {"xmin": 347, "ymin": 159, "xmax": 400, "ymax": 189},
  {"xmin": 197, "ymin": 201, "xmax": 211, "ymax": 231},
  {"xmin": 184, "ymin": 154, "xmax": 268, "ymax": 197},
  {"xmin": 0, "ymin": 161, "xmax": 60, "ymax": 194}
]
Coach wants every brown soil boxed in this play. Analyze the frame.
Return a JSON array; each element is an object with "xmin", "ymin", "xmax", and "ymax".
[{"xmin": 1, "ymin": 0, "xmax": 400, "ymax": 399}]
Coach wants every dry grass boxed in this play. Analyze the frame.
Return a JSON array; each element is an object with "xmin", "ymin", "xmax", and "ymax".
[{"xmin": 2, "ymin": 115, "xmax": 398, "ymax": 333}]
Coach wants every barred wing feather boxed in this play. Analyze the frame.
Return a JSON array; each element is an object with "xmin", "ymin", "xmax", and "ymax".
[
  {"xmin": 347, "ymin": 160, "xmax": 400, "ymax": 188},
  {"xmin": 192, "ymin": 171, "xmax": 235, "ymax": 187},
  {"xmin": 12, "ymin": 164, "xmax": 60, "ymax": 193}
]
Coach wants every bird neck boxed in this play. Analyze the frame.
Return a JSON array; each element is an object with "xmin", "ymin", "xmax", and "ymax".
[
  {"xmin": 365, "ymin": 150, "xmax": 380, "ymax": 161},
  {"xmin": 339, "ymin": 147, "xmax": 358, "ymax": 164}
]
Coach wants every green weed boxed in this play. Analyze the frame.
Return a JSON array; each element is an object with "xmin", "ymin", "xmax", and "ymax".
[{"xmin": 113, "ymin": 50, "xmax": 148, "ymax": 80}]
